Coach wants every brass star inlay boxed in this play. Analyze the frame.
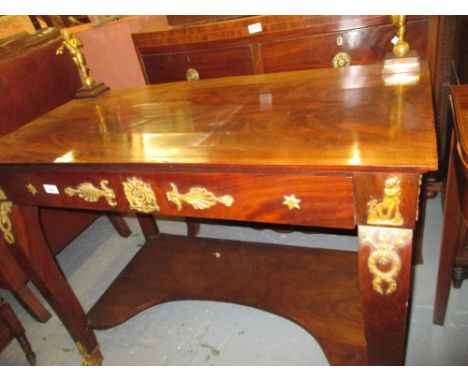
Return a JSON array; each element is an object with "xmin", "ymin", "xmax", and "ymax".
[
  {"xmin": 283, "ymin": 194, "xmax": 301, "ymax": 210},
  {"xmin": 26, "ymin": 183, "xmax": 38, "ymax": 195}
]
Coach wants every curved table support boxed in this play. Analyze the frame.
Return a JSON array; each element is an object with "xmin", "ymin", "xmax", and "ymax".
[{"xmin": 8, "ymin": 205, "xmax": 102, "ymax": 365}]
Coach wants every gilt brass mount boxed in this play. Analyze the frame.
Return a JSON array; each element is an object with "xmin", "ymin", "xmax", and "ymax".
[
  {"xmin": 367, "ymin": 176, "xmax": 404, "ymax": 226},
  {"xmin": 65, "ymin": 180, "xmax": 116, "ymax": 206},
  {"xmin": 332, "ymin": 52, "xmax": 352, "ymax": 68},
  {"xmin": 283, "ymin": 194, "xmax": 301, "ymax": 210},
  {"xmin": 123, "ymin": 177, "xmax": 160, "ymax": 213},
  {"xmin": 167, "ymin": 183, "xmax": 234, "ymax": 211},
  {"xmin": 361, "ymin": 227, "xmax": 410, "ymax": 295},
  {"xmin": 0, "ymin": 187, "xmax": 15, "ymax": 245},
  {"xmin": 76, "ymin": 342, "xmax": 103, "ymax": 366},
  {"xmin": 26, "ymin": 183, "xmax": 38, "ymax": 195},
  {"xmin": 186, "ymin": 68, "xmax": 200, "ymax": 81}
]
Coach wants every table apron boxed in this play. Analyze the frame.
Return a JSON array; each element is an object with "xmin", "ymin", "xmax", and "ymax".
[{"xmin": 0, "ymin": 169, "xmax": 356, "ymax": 229}]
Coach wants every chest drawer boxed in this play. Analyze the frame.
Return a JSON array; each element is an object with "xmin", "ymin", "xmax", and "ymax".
[
  {"xmin": 2, "ymin": 171, "xmax": 355, "ymax": 229},
  {"xmin": 142, "ymin": 45, "xmax": 255, "ymax": 84},
  {"xmin": 260, "ymin": 21, "xmax": 428, "ymax": 73}
]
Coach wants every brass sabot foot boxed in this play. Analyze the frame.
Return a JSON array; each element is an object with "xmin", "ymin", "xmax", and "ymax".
[{"xmin": 76, "ymin": 341, "xmax": 103, "ymax": 366}]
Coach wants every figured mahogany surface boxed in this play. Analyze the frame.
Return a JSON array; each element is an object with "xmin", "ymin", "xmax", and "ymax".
[{"xmin": 0, "ymin": 64, "xmax": 436, "ymax": 172}]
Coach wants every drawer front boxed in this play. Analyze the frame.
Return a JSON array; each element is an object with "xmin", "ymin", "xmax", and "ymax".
[
  {"xmin": 1, "ymin": 171, "xmax": 355, "ymax": 229},
  {"xmin": 142, "ymin": 45, "xmax": 255, "ymax": 84},
  {"xmin": 260, "ymin": 20, "xmax": 427, "ymax": 72}
]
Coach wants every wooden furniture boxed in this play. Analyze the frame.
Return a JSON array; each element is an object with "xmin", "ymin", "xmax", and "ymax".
[
  {"xmin": 134, "ymin": 15, "xmax": 468, "ymax": 198},
  {"xmin": 0, "ymin": 63, "xmax": 437, "ymax": 365},
  {"xmin": 0, "ymin": 27, "xmax": 131, "ymax": 323},
  {"xmin": 433, "ymin": 85, "xmax": 468, "ymax": 325},
  {"xmin": 132, "ymin": 15, "xmax": 438, "ymax": 255},
  {"xmin": 0, "ymin": 298, "xmax": 36, "ymax": 365}
]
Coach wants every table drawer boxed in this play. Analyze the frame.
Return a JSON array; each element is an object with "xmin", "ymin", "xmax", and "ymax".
[
  {"xmin": 142, "ymin": 45, "xmax": 255, "ymax": 84},
  {"xmin": 2, "ymin": 171, "xmax": 355, "ymax": 229}
]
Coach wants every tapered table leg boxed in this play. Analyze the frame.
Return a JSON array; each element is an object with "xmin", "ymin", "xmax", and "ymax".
[
  {"xmin": 433, "ymin": 139, "xmax": 465, "ymax": 325},
  {"xmin": 107, "ymin": 213, "xmax": 132, "ymax": 238},
  {"xmin": 358, "ymin": 225, "xmax": 413, "ymax": 365},
  {"xmin": 8, "ymin": 205, "xmax": 102, "ymax": 365},
  {"xmin": 136, "ymin": 213, "xmax": 159, "ymax": 241}
]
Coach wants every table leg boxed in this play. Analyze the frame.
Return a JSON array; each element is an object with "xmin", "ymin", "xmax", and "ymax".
[
  {"xmin": 433, "ymin": 143, "xmax": 465, "ymax": 324},
  {"xmin": 358, "ymin": 225, "xmax": 413, "ymax": 365},
  {"xmin": 106, "ymin": 212, "xmax": 132, "ymax": 238},
  {"xmin": 136, "ymin": 213, "xmax": 159, "ymax": 241},
  {"xmin": 8, "ymin": 204, "xmax": 102, "ymax": 365}
]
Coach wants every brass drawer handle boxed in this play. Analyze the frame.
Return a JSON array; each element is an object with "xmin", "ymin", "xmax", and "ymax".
[
  {"xmin": 332, "ymin": 52, "xmax": 352, "ymax": 68},
  {"xmin": 186, "ymin": 68, "xmax": 200, "ymax": 81}
]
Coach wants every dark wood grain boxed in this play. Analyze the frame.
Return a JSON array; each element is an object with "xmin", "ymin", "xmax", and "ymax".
[
  {"xmin": 0, "ymin": 28, "xmax": 81, "ymax": 136},
  {"xmin": 133, "ymin": 16, "xmax": 427, "ymax": 53},
  {"xmin": 88, "ymin": 233, "xmax": 367, "ymax": 365},
  {"xmin": 0, "ymin": 64, "xmax": 437, "ymax": 173},
  {"xmin": 143, "ymin": 45, "xmax": 255, "ymax": 83},
  {"xmin": 260, "ymin": 21, "xmax": 427, "ymax": 73}
]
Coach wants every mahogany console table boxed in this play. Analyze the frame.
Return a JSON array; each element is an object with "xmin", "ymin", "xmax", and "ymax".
[{"xmin": 0, "ymin": 63, "xmax": 437, "ymax": 365}]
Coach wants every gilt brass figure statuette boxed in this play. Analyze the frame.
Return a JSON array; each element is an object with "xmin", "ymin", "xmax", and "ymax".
[
  {"xmin": 367, "ymin": 176, "xmax": 404, "ymax": 226},
  {"xmin": 56, "ymin": 29, "xmax": 109, "ymax": 98},
  {"xmin": 391, "ymin": 15, "xmax": 410, "ymax": 58}
]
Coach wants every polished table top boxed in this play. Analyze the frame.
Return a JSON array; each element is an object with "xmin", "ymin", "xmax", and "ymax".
[{"xmin": 0, "ymin": 64, "xmax": 437, "ymax": 173}]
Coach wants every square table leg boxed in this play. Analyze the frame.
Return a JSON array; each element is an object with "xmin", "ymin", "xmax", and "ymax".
[{"xmin": 358, "ymin": 225, "xmax": 413, "ymax": 365}]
